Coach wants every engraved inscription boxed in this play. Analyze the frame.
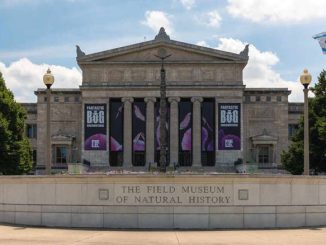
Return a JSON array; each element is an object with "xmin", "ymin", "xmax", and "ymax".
[{"xmin": 99, "ymin": 184, "xmax": 233, "ymax": 206}]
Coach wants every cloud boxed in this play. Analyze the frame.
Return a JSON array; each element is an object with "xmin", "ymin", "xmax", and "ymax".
[
  {"xmin": 0, "ymin": 58, "xmax": 81, "ymax": 102},
  {"xmin": 227, "ymin": 0, "xmax": 326, "ymax": 23},
  {"xmin": 196, "ymin": 41, "xmax": 209, "ymax": 47},
  {"xmin": 141, "ymin": 11, "xmax": 173, "ymax": 35},
  {"xmin": 178, "ymin": 0, "xmax": 195, "ymax": 10},
  {"xmin": 206, "ymin": 10, "xmax": 222, "ymax": 27},
  {"xmin": 216, "ymin": 38, "xmax": 304, "ymax": 101},
  {"xmin": 196, "ymin": 10, "xmax": 222, "ymax": 28}
]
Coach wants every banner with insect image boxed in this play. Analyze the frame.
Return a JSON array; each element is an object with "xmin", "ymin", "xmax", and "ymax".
[
  {"xmin": 218, "ymin": 103, "xmax": 241, "ymax": 150},
  {"xmin": 84, "ymin": 104, "xmax": 107, "ymax": 150},
  {"xmin": 132, "ymin": 101, "xmax": 146, "ymax": 152},
  {"xmin": 110, "ymin": 101, "xmax": 123, "ymax": 152}
]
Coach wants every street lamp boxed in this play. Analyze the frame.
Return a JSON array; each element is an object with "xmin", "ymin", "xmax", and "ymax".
[
  {"xmin": 43, "ymin": 68, "xmax": 54, "ymax": 175},
  {"xmin": 300, "ymin": 69, "xmax": 312, "ymax": 175},
  {"xmin": 155, "ymin": 48, "xmax": 171, "ymax": 172}
]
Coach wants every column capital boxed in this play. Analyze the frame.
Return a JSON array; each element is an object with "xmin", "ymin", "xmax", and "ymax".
[
  {"xmin": 144, "ymin": 97, "xmax": 157, "ymax": 103},
  {"xmin": 121, "ymin": 97, "xmax": 134, "ymax": 103},
  {"xmin": 191, "ymin": 97, "xmax": 203, "ymax": 103},
  {"xmin": 168, "ymin": 97, "xmax": 180, "ymax": 103}
]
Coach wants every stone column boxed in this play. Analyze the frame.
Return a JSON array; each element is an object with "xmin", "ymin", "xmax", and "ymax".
[
  {"xmin": 144, "ymin": 97, "xmax": 156, "ymax": 167},
  {"xmin": 122, "ymin": 97, "xmax": 134, "ymax": 168},
  {"xmin": 168, "ymin": 97, "xmax": 180, "ymax": 165},
  {"xmin": 191, "ymin": 97, "xmax": 203, "ymax": 167}
]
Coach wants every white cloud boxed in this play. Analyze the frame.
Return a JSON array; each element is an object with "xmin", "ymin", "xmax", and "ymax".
[
  {"xmin": 216, "ymin": 38, "xmax": 304, "ymax": 101},
  {"xmin": 178, "ymin": 0, "xmax": 195, "ymax": 10},
  {"xmin": 196, "ymin": 10, "xmax": 222, "ymax": 28},
  {"xmin": 206, "ymin": 10, "xmax": 222, "ymax": 27},
  {"xmin": 196, "ymin": 40, "xmax": 209, "ymax": 47},
  {"xmin": 0, "ymin": 58, "xmax": 81, "ymax": 102},
  {"xmin": 227, "ymin": 0, "xmax": 326, "ymax": 23},
  {"xmin": 141, "ymin": 11, "xmax": 173, "ymax": 35}
]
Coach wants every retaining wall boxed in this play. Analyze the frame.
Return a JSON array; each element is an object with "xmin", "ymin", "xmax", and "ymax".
[{"xmin": 1, "ymin": 175, "xmax": 326, "ymax": 229}]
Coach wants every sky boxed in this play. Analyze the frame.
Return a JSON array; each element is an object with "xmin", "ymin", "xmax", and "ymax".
[{"xmin": 0, "ymin": 0, "xmax": 325, "ymax": 102}]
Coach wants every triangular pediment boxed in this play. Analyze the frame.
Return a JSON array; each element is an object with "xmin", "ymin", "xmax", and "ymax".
[{"xmin": 77, "ymin": 39, "xmax": 248, "ymax": 64}]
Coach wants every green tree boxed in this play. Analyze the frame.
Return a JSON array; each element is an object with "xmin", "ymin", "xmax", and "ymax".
[
  {"xmin": 0, "ymin": 71, "xmax": 32, "ymax": 174},
  {"xmin": 282, "ymin": 70, "xmax": 326, "ymax": 174}
]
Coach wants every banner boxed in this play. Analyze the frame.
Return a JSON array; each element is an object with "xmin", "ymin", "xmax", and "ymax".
[
  {"xmin": 84, "ymin": 104, "xmax": 107, "ymax": 150},
  {"xmin": 132, "ymin": 101, "xmax": 146, "ymax": 152},
  {"xmin": 202, "ymin": 101, "xmax": 214, "ymax": 152},
  {"xmin": 110, "ymin": 101, "xmax": 123, "ymax": 152},
  {"xmin": 179, "ymin": 101, "xmax": 192, "ymax": 151},
  {"xmin": 218, "ymin": 103, "xmax": 241, "ymax": 150}
]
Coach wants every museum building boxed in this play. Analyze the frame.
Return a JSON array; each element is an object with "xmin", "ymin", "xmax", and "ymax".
[{"xmin": 22, "ymin": 28, "xmax": 303, "ymax": 173}]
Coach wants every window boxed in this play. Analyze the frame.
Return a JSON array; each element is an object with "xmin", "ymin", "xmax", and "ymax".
[
  {"xmin": 44, "ymin": 97, "xmax": 47, "ymax": 102},
  {"xmin": 256, "ymin": 96, "xmax": 260, "ymax": 102},
  {"xmin": 75, "ymin": 96, "xmax": 80, "ymax": 102},
  {"xmin": 266, "ymin": 96, "xmax": 271, "ymax": 102},
  {"xmin": 258, "ymin": 146, "xmax": 269, "ymax": 164},
  {"xmin": 55, "ymin": 146, "xmax": 67, "ymax": 164},
  {"xmin": 26, "ymin": 124, "xmax": 37, "ymax": 138},
  {"xmin": 54, "ymin": 96, "xmax": 59, "ymax": 102},
  {"xmin": 64, "ymin": 96, "xmax": 69, "ymax": 102},
  {"xmin": 277, "ymin": 96, "xmax": 282, "ymax": 102}
]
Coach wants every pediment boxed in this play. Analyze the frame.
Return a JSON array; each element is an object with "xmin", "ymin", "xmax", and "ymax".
[
  {"xmin": 77, "ymin": 39, "xmax": 248, "ymax": 64},
  {"xmin": 251, "ymin": 129, "xmax": 278, "ymax": 145}
]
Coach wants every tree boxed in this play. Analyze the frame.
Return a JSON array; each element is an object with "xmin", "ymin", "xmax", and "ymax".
[
  {"xmin": 282, "ymin": 70, "xmax": 326, "ymax": 174},
  {"xmin": 0, "ymin": 71, "xmax": 32, "ymax": 174}
]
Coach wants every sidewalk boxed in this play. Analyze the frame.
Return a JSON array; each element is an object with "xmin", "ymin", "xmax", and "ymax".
[{"xmin": 0, "ymin": 224, "xmax": 325, "ymax": 245}]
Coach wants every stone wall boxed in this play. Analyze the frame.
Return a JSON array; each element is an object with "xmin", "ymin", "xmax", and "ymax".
[
  {"xmin": 1, "ymin": 175, "xmax": 326, "ymax": 229},
  {"xmin": 244, "ymin": 89, "xmax": 290, "ymax": 165},
  {"xmin": 35, "ymin": 90, "xmax": 82, "ymax": 168}
]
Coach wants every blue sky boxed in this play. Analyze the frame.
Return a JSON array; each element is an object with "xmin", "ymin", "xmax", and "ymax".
[{"xmin": 0, "ymin": 0, "xmax": 325, "ymax": 102}]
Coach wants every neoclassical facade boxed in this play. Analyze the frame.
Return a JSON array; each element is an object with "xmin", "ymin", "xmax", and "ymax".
[{"xmin": 23, "ymin": 28, "xmax": 303, "ymax": 173}]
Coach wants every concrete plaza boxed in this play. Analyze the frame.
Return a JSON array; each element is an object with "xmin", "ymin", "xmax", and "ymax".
[{"xmin": 0, "ymin": 224, "xmax": 325, "ymax": 245}]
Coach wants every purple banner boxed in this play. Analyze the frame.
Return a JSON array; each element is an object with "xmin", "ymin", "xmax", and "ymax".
[
  {"xmin": 110, "ymin": 101, "xmax": 123, "ymax": 152},
  {"xmin": 84, "ymin": 104, "xmax": 107, "ymax": 150},
  {"xmin": 179, "ymin": 101, "xmax": 192, "ymax": 151},
  {"xmin": 132, "ymin": 101, "xmax": 146, "ymax": 152},
  {"xmin": 218, "ymin": 103, "xmax": 241, "ymax": 150},
  {"xmin": 202, "ymin": 101, "xmax": 214, "ymax": 152}
]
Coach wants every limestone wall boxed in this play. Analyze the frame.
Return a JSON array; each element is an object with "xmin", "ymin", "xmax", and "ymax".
[{"xmin": 1, "ymin": 175, "xmax": 326, "ymax": 229}]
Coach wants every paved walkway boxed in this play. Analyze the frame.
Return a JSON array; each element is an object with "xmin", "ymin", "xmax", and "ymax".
[{"xmin": 0, "ymin": 224, "xmax": 326, "ymax": 245}]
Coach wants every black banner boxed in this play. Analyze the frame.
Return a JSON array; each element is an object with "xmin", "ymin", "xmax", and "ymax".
[
  {"xmin": 110, "ymin": 101, "xmax": 123, "ymax": 152},
  {"xmin": 132, "ymin": 101, "xmax": 146, "ymax": 152},
  {"xmin": 84, "ymin": 104, "xmax": 107, "ymax": 151},
  {"xmin": 202, "ymin": 101, "xmax": 215, "ymax": 152},
  {"xmin": 179, "ymin": 101, "xmax": 192, "ymax": 151},
  {"xmin": 218, "ymin": 103, "xmax": 241, "ymax": 150}
]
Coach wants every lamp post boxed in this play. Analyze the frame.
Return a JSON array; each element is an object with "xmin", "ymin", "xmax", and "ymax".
[
  {"xmin": 43, "ymin": 68, "xmax": 54, "ymax": 175},
  {"xmin": 300, "ymin": 69, "xmax": 312, "ymax": 175},
  {"xmin": 155, "ymin": 48, "xmax": 171, "ymax": 172}
]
